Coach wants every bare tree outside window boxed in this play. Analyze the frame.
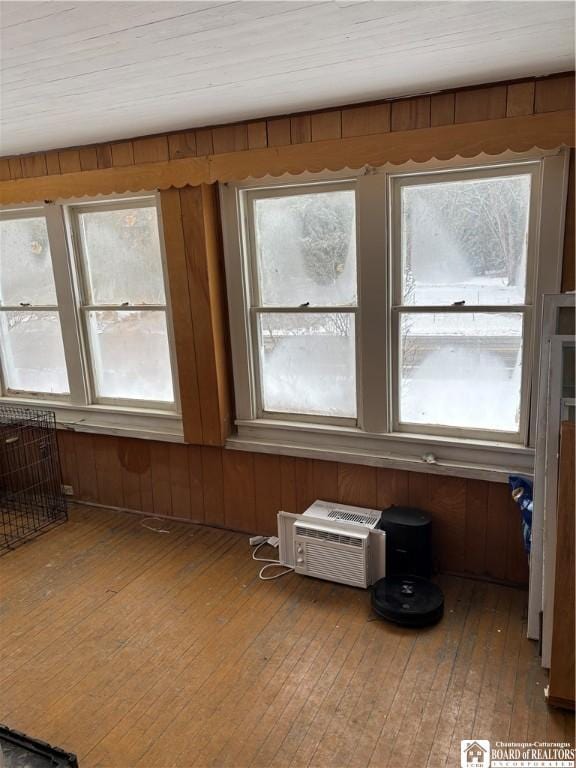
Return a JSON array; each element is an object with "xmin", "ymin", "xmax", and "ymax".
[
  {"xmin": 252, "ymin": 188, "xmax": 357, "ymax": 417},
  {"xmin": 399, "ymin": 174, "xmax": 531, "ymax": 431}
]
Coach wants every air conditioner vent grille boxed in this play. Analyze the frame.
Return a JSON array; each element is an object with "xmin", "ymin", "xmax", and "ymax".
[
  {"xmin": 295, "ymin": 526, "xmax": 363, "ymax": 547},
  {"xmin": 326, "ymin": 510, "xmax": 378, "ymax": 526},
  {"xmin": 304, "ymin": 542, "xmax": 366, "ymax": 587}
]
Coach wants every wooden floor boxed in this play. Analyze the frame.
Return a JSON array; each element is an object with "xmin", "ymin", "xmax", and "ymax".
[{"xmin": 0, "ymin": 507, "xmax": 573, "ymax": 768}]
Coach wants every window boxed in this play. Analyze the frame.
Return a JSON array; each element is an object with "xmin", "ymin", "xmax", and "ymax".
[
  {"xmin": 72, "ymin": 202, "xmax": 174, "ymax": 405},
  {"xmin": 0, "ymin": 213, "xmax": 69, "ymax": 396},
  {"xmin": 247, "ymin": 185, "xmax": 357, "ymax": 420},
  {"xmin": 221, "ymin": 152, "xmax": 569, "ymax": 476},
  {"xmin": 392, "ymin": 168, "xmax": 534, "ymax": 439},
  {"xmin": 0, "ymin": 195, "xmax": 179, "ymax": 433}
]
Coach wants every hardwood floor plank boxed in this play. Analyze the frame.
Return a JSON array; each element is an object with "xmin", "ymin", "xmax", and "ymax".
[
  {"xmin": 202, "ymin": 580, "xmax": 342, "ymax": 767},
  {"xmin": 406, "ymin": 579, "xmax": 476, "ymax": 767},
  {"xmin": 487, "ymin": 588, "xmax": 532, "ymax": 743},
  {"xmin": 371, "ymin": 581, "xmax": 465, "ymax": 768},
  {"xmin": 255, "ymin": 590, "xmax": 369, "ymax": 767},
  {"xmin": 423, "ymin": 582, "xmax": 491, "ymax": 767},
  {"xmin": 0, "ymin": 507, "xmax": 570, "ymax": 768}
]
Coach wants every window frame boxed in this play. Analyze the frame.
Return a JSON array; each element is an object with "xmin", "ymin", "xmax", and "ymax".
[
  {"xmin": 0, "ymin": 192, "xmax": 182, "ymax": 435},
  {"xmin": 67, "ymin": 196, "xmax": 177, "ymax": 410},
  {"xmin": 220, "ymin": 149, "xmax": 570, "ymax": 479},
  {"xmin": 388, "ymin": 161, "xmax": 543, "ymax": 445},
  {"xmin": 242, "ymin": 179, "xmax": 359, "ymax": 426},
  {"xmin": 0, "ymin": 205, "xmax": 72, "ymax": 400}
]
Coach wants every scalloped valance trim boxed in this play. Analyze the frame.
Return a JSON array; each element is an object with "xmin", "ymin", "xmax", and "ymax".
[{"xmin": 1, "ymin": 110, "xmax": 573, "ymax": 204}]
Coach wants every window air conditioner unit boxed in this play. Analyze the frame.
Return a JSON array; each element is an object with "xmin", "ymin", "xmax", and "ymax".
[{"xmin": 277, "ymin": 500, "xmax": 386, "ymax": 589}]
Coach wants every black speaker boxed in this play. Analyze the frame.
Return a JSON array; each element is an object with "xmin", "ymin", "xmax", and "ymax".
[{"xmin": 378, "ymin": 506, "xmax": 432, "ymax": 578}]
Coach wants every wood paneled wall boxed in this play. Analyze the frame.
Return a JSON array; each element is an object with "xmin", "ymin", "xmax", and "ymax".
[
  {"xmin": 57, "ymin": 430, "xmax": 529, "ymax": 587},
  {"xmin": 1, "ymin": 73, "xmax": 573, "ymax": 293},
  {"xmin": 1, "ymin": 73, "xmax": 573, "ymax": 179},
  {"xmin": 160, "ymin": 184, "xmax": 231, "ymax": 445}
]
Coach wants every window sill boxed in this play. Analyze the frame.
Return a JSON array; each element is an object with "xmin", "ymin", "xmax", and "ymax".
[
  {"xmin": 0, "ymin": 397, "xmax": 184, "ymax": 442},
  {"xmin": 228, "ymin": 419, "xmax": 534, "ymax": 483}
]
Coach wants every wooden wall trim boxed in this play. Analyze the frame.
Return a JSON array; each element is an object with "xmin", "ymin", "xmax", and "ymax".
[
  {"xmin": 1, "ymin": 72, "xmax": 573, "ymax": 182},
  {"xmin": 0, "ymin": 110, "xmax": 573, "ymax": 205},
  {"xmin": 160, "ymin": 188, "xmax": 204, "ymax": 444},
  {"xmin": 202, "ymin": 184, "xmax": 233, "ymax": 443},
  {"xmin": 161, "ymin": 185, "xmax": 231, "ymax": 446}
]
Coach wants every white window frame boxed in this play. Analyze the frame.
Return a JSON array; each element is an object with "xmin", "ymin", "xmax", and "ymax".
[
  {"xmin": 220, "ymin": 149, "xmax": 569, "ymax": 481},
  {"xmin": 242, "ymin": 179, "xmax": 359, "ymax": 426},
  {"xmin": 0, "ymin": 205, "xmax": 71, "ymax": 401},
  {"xmin": 389, "ymin": 162, "xmax": 541, "ymax": 445},
  {"xmin": 0, "ymin": 192, "xmax": 183, "ymax": 441}
]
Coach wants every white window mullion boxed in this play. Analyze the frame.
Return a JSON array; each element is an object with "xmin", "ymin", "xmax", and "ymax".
[
  {"xmin": 43, "ymin": 203, "xmax": 90, "ymax": 405},
  {"xmin": 527, "ymin": 152, "xmax": 570, "ymax": 444},
  {"xmin": 357, "ymin": 173, "xmax": 389, "ymax": 433},
  {"xmin": 220, "ymin": 184, "xmax": 256, "ymax": 421}
]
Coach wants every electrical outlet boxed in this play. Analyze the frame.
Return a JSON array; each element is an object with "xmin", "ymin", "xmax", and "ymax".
[{"xmin": 62, "ymin": 485, "xmax": 74, "ymax": 496}]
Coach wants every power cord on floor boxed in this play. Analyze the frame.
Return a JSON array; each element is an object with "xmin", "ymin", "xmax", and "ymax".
[{"xmin": 250, "ymin": 537, "xmax": 294, "ymax": 581}]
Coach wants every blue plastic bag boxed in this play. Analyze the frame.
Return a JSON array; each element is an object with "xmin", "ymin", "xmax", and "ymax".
[{"xmin": 509, "ymin": 475, "xmax": 533, "ymax": 554}]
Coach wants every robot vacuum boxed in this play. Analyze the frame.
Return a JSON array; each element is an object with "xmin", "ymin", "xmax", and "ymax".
[{"xmin": 371, "ymin": 574, "xmax": 444, "ymax": 627}]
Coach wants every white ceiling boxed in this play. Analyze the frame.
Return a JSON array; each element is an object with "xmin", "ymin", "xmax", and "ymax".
[{"xmin": 1, "ymin": 1, "xmax": 574, "ymax": 156}]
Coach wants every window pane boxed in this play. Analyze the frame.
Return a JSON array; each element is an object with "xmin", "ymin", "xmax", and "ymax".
[
  {"xmin": 401, "ymin": 175, "xmax": 531, "ymax": 306},
  {"xmin": 399, "ymin": 312, "xmax": 523, "ymax": 432},
  {"xmin": 258, "ymin": 313, "xmax": 356, "ymax": 417},
  {"xmin": 0, "ymin": 311, "xmax": 69, "ymax": 394},
  {"xmin": 78, "ymin": 207, "xmax": 165, "ymax": 305},
  {"xmin": 0, "ymin": 217, "xmax": 57, "ymax": 305},
  {"xmin": 254, "ymin": 190, "xmax": 356, "ymax": 307},
  {"xmin": 87, "ymin": 311, "xmax": 173, "ymax": 402}
]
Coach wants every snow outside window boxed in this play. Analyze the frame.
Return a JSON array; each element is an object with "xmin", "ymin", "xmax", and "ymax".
[
  {"xmin": 249, "ymin": 187, "xmax": 358, "ymax": 419},
  {"xmin": 0, "ymin": 196, "xmax": 177, "ymax": 417},
  {"xmin": 394, "ymin": 172, "xmax": 533, "ymax": 438},
  {"xmin": 0, "ymin": 212, "xmax": 69, "ymax": 396},
  {"xmin": 222, "ymin": 154, "xmax": 566, "ymax": 452},
  {"xmin": 73, "ymin": 203, "xmax": 174, "ymax": 405}
]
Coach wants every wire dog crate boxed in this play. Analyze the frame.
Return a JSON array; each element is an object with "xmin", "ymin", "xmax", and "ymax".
[{"xmin": 0, "ymin": 405, "xmax": 67, "ymax": 555}]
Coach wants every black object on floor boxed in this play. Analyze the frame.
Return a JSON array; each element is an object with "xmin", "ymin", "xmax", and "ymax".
[
  {"xmin": 371, "ymin": 574, "xmax": 444, "ymax": 627},
  {"xmin": 0, "ymin": 405, "xmax": 67, "ymax": 556},
  {"xmin": 0, "ymin": 724, "xmax": 78, "ymax": 768},
  {"xmin": 377, "ymin": 506, "xmax": 432, "ymax": 578}
]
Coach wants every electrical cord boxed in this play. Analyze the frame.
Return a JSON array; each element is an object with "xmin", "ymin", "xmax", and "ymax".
[{"xmin": 251, "ymin": 539, "xmax": 294, "ymax": 581}]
